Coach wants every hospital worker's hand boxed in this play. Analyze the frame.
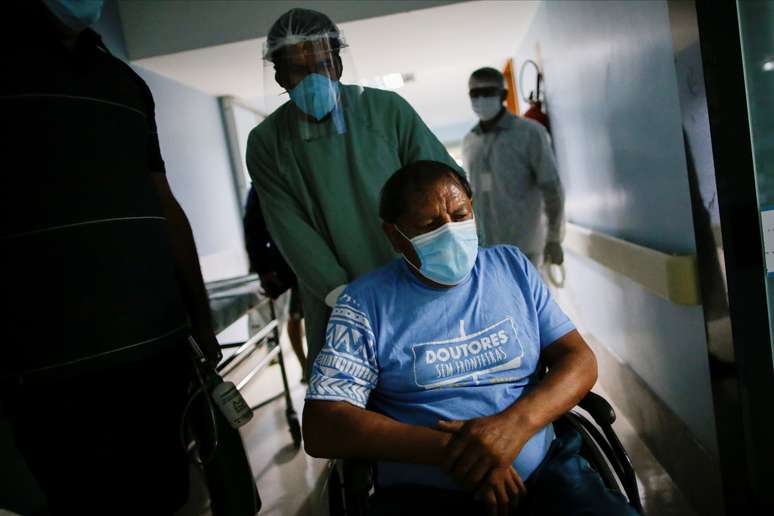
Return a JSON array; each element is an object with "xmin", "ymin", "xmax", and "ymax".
[
  {"xmin": 475, "ymin": 466, "xmax": 526, "ymax": 516},
  {"xmin": 437, "ymin": 414, "xmax": 529, "ymax": 491},
  {"xmin": 543, "ymin": 241, "xmax": 564, "ymax": 265},
  {"xmin": 258, "ymin": 271, "xmax": 286, "ymax": 299}
]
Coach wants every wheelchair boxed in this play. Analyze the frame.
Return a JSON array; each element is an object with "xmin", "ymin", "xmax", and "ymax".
[{"xmin": 327, "ymin": 391, "xmax": 644, "ymax": 515}]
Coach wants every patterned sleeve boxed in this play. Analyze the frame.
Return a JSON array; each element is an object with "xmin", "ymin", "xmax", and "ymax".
[{"xmin": 305, "ymin": 291, "xmax": 379, "ymax": 408}]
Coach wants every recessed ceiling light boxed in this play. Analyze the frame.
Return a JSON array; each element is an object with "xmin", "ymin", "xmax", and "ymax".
[
  {"xmin": 382, "ymin": 73, "xmax": 404, "ymax": 89},
  {"xmin": 360, "ymin": 72, "xmax": 415, "ymax": 90}
]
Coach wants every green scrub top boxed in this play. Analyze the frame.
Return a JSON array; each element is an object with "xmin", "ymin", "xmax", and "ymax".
[{"xmin": 246, "ymin": 86, "xmax": 462, "ymax": 370}]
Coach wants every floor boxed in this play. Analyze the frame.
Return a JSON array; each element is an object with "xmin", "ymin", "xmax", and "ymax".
[
  {"xmin": 178, "ymin": 327, "xmax": 698, "ymax": 516},
  {"xmin": 590, "ymin": 384, "xmax": 697, "ymax": 516}
]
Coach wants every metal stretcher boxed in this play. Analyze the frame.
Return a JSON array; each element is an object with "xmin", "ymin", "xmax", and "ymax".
[{"xmin": 206, "ymin": 273, "xmax": 302, "ymax": 448}]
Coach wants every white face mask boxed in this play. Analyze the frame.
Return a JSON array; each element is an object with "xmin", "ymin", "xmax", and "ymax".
[{"xmin": 471, "ymin": 96, "xmax": 502, "ymax": 122}]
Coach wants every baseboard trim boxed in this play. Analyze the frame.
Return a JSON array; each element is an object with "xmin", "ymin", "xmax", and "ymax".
[{"xmin": 585, "ymin": 332, "xmax": 724, "ymax": 516}]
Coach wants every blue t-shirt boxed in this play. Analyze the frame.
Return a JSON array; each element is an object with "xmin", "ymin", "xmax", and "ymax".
[{"xmin": 306, "ymin": 245, "xmax": 576, "ymax": 489}]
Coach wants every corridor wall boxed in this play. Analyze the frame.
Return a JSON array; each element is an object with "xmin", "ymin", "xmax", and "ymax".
[
  {"xmin": 513, "ymin": 1, "xmax": 719, "ymax": 512},
  {"xmin": 96, "ymin": 0, "xmax": 248, "ymax": 281}
]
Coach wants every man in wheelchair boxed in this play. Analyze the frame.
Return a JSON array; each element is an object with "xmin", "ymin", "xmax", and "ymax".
[{"xmin": 303, "ymin": 160, "xmax": 638, "ymax": 515}]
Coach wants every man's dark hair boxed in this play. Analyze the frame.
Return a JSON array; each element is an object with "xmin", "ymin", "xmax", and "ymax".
[
  {"xmin": 470, "ymin": 67, "xmax": 506, "ymax": 89},
  {"xmin": 379, "ymin": 161, "xmax": 472, "ymax": 223}
]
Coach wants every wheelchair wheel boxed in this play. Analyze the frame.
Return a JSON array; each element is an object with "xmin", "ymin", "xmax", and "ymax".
[
  {"xmin": 328, "ymin": 463, "xmax": 345, "ymax": 516},
  {"xmin": 288, "ymin": 411, "xmax": 302, "ymax": 448},
  {"xmin": 564, "ymin": 412, "xmax": 622, "ymax": 493}
]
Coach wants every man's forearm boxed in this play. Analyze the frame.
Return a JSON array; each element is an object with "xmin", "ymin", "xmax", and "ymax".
[
  {"xmin": 502, "ymin": 331, "xmax": 596, "ymax": 436},
  {"xmin": 303, "ymin": 400, "xmax": 451, "ymax": 465},
  {"xmin": 165, "ymin": 202, "xmax": 217, "ymax": 345},
  {"xmin": 541, "ymin": 181, "xmax": 565, "ymax": 242},
  {"xmin": 152, "ymin": 174, "xmax": 220, "ymax": 359}
]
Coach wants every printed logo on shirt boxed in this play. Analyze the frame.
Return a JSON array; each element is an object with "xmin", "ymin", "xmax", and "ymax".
[{"xmin": 411, "ymin": 317, "xmax": 524, "ymax": 390}]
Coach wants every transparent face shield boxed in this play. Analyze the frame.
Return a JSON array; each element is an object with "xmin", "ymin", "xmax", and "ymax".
[{"xmin": 260, "ymin": 34, "xmax": 363, "ymax": 140}]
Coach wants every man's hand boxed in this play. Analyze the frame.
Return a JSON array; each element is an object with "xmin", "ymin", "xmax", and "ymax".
[
  {"xmin": 151, "ymin": 174, "xmax": 223, "ymax": 370},
  {"xmin": 543, "ymin": 241, "xmax": 564, "ymax": 265},
  {"xmin": 475, "ymin": 466, "xmax": 527, "ymax": 516},
  {"xmin": 192, "ymin": 332, "xmax": 222, "ymax": 368},
  {"xmin": 259, "ymin": 271, "xmax": 287, "ymax": 299},
  {"xmin": 437, "ymin": 413, "xmax": 530, "ymax": 491}
]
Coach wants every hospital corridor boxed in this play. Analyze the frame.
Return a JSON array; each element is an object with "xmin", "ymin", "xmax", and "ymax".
[{"xmin": 1, "ymin": 1, "xmax": 773, "ymax": 515}]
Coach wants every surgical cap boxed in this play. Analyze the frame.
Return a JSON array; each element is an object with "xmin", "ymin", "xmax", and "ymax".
[
  {"xmin": 264, "ymin": 8, "xmax": 346, "ymax": 61},
  {"xmin": 469, "ymin": 67, "xmax": 505, "ymax": 90}
]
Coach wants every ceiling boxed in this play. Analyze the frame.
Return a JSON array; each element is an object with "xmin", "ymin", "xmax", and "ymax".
[
  {"xmin": 131, "ymin": 1, "xmax": 540, "ymax": 142},
  {"xmin": 118, "ymin": 1, "xmax": 471, "ymax": 59}
]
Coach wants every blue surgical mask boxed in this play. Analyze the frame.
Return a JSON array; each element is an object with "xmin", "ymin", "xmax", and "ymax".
[
  {"xmin": 289, "ymin": 73, "xmax": 340, "ymax": 121},
  {"xmin": 471, "ymin": 96, "xmax": 502, "ymax": 122},
  {"xmin": 396, "ymin": 219, "xmax": 479, "ymax": 286},
  {"xmin": 43, "ymin": 0, "xmax": 104, "ymax": 31}
]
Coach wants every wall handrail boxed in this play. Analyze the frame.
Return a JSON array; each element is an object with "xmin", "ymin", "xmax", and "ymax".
[{"xmin": 563, "ymin": 222, "xmax": 701, "ymax": 305}]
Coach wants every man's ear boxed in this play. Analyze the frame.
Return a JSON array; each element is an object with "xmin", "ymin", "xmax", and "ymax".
[
  {"xmin": 382, "ymin": 222, "xmax": 403, "ymax": 254},
  {"xmin": 275, "ymin": 65, "xmax": 290, "ymax": 91},
  {"xmin": 383, "ymin": 222, "xmax": 421, "ymax": 269},
  {"xmin": 333, "ymin": 53, "xmax": 343, "ymax": 81},
  {"xmin": 500, "ymin": 89, "xmax": 508, "ymax": 103}
]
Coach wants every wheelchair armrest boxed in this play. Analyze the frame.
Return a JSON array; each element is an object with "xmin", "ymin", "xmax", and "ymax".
[{"xmin": 577, "ymin": 391, "xmax": 616, "ymax": 426}]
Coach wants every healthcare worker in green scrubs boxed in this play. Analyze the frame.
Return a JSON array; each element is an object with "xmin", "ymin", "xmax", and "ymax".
[{"xmin": 247, "ymin": 8, "xmax": 462, "ymax": 374}]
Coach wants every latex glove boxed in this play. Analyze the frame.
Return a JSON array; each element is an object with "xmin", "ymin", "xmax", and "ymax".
[
  {"xmin": 543, "ymin": 241, "xmax": 564, "ymax": 265},
  {"xmin": 437, "ymin": 414, "xmax": 530, "ymax": 492},
  {"xmin": 258, "ymin": 271, "xmax": 288, "ymax": 300}
]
